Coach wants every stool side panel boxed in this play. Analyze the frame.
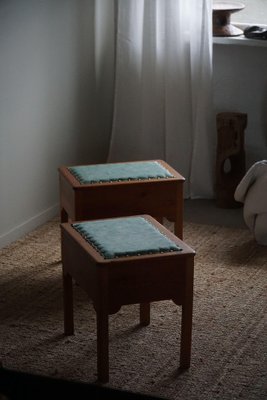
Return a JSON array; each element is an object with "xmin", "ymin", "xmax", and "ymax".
[
  {"xmin": 61, "ymin": 229, "xmax": 98, "ymax": 300},
  {"xmin": 107, "ymin": 257, "xmax": 188, "ymax": 307},
  {"xmin": 75, "ymin": 180, "xmax": 182, "ymax": 220},
  {"xmin": 59, "ymin": 174, "xmax": 76, "ymax": 221}
]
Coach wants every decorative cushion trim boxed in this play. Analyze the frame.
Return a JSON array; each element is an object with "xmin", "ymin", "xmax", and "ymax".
[
  {"xmin": 68, "ymin": 161, "xmax": 174, "ymax": 184},
  {"xmin": 72, "ymin": 217, "xmax": 181, "ymax": 259}
]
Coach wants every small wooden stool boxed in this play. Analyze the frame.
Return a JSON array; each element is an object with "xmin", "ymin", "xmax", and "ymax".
[
  {"xmin": 59, "ymin": 160, "xmax": 185, "ymax": 238},
  {"xmin": 61, "ymin": 215, "xmax": 195, "ymax": 383}
]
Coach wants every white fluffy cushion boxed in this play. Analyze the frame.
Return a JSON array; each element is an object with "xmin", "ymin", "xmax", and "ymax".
[{"xmin": 234, "ymin": 160, "xmax": 267, "ymax": 245}]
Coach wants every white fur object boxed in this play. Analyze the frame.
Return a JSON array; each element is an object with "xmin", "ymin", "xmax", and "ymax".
[{"xmin": 234, "ymin": 160, "xmax": 267, "ymax": 246}]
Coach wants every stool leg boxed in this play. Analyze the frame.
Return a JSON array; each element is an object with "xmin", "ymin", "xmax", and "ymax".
[
  {"xmin": 140, "ymin": 303, "xmax": 150, "ymax": 326},
  {"xmin": 174, "ymin": 219, "xmax": 183, "ymax": 240},
  {"xmin": 174, "ymin": 186, "xmax": 183, "ymax": 239},
  {"xmin": 97, "ymin": 310, "xmax": 109, "ymax": 383},
  {"xmin": 179, "ymin": 257, "xmax": 194, "ymax": 368},
  {"xmin": 61, "ymin": 207, "xmax": 69, "ymax": 223},
  {"xmin": 63, "ymin": 272, "xmax": 74, "ymax": 335}
]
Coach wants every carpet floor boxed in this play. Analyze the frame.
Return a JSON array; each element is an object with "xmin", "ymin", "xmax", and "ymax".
[{"xmin": 0, "ymin": 219, "xmax": 266, "ymax": 400}]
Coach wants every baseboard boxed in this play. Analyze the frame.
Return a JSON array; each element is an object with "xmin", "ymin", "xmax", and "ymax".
[{"xmin": 0, "ymin": 203, "xmax": 59, "ymax": 249}]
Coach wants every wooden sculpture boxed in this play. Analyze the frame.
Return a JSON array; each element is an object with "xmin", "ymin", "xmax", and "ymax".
[{"xmin": 215, "ymin": 112, "xmax": 247, "ymax": 208}]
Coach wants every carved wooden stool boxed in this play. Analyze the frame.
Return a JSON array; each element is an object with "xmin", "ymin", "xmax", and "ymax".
[
  {"xmin": 59, "ymin": 160, "xmax": 185, "ymax": 238},
  {"xmin": 215, "ymin": 112, "xmax": 247, "ymax": 208},
  {"xmin": 61, "ymin": 215, "xmax": 195, "ymax": 383}
]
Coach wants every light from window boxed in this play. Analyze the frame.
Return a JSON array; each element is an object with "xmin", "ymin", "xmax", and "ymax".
[{"xmin": 232, "ymin": 0, "xmax": 267, "ymax": 25}]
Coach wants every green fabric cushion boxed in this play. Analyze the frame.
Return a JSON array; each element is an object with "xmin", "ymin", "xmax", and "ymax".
[
  {"xmin": 68, "ymin": 161, "xmax": 174, "ymax": 184},
  {"xmin": 72, "ymin": 217, "xmax": 181, "ymax": 259}
]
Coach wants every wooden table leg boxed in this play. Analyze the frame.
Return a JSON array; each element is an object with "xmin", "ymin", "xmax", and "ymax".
[
  {"xmin": 140, "ymin": 303, "xmax": 150, "ymax": 326},
  {"xmin": 63, "ymin": 272, "xmax": 74, "ymax": 335}
]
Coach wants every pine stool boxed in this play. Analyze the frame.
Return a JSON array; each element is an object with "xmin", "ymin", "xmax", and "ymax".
[
  {"xmin": 61, "ymin": 215, "xmax": 195, "ymax": 383},
  {"xmin": 59, "ymin": 160, "xmax": 185, "ymax": 238}
]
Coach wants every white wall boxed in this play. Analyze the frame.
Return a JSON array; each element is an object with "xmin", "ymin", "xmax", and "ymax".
[
  {"xmin": 0, "ymin": 0, "xmax": 114, "ymax": 247},
  {"xmin": 233, "ymin": 0, "xmax": 267, "ymax": 25},
  {"xmin": 213, "ymin": 42, "xmax": 267, "ymax": 169}
]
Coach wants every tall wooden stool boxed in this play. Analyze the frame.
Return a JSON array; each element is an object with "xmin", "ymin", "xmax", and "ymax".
[
  {"xmin": 61, "ymin": 215, "xmax": 195, "ymax": 383},
  {"xmin": 59, "ymin": 160, "xmax": 185, "ymax": 238},
  {"xmin": 215, "ymin": 112, "xmax": 247, "ymax": 208}
]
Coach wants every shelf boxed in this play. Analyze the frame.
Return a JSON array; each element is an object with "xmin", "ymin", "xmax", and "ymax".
[
  {"xmin": 213, "ymin": 35, "xmax": 267, "ymax": 47},
  {"xmin": 213, "ymin": 23, "xmax": 267, "ymax": 48}
]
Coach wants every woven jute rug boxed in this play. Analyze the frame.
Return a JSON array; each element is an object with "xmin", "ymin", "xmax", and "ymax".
[{"xmin": 0, "ymin": 219, "xmax": 266, "ymax": 400}]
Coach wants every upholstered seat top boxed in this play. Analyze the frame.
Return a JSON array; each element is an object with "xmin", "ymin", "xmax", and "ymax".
[
  {"xmin": 72, "ymin": 216, "xmax": 181, "ymax": 259},
  {"xmin": 68, "ymin": 161, "xmax": 174, "ymax": 184}
]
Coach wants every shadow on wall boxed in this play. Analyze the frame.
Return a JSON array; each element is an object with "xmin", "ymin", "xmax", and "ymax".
[{"xmin": 74, "ymin": 1, "xmax": 115, "ymax": 164}]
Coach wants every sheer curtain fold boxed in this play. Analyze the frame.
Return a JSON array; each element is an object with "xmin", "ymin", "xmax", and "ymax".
[{"xmin": 100, "ymin": 0, "xmax": 214, "ymax": 198}]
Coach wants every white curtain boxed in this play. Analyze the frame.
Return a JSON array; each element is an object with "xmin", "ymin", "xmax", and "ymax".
[{"xmin": 97, "ymin": 0, "xmax": 215, "ymax": 198}]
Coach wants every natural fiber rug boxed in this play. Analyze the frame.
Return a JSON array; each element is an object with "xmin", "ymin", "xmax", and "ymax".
[{"xmin": 0, "ymin": 219, "xmax": 266, "ymax": 400}]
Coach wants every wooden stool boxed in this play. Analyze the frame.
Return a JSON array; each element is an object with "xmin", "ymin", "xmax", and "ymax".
[
  {"xmin": 215, "ymin": 112, "xmax": 247, "ymax": 208},
  {"xmin": 61, "ymin": 215, "xmax": 195, "ymax": 383},
  {"xmin": 59, "ymin": 160, "xmax": 185, "ymax": 238}
]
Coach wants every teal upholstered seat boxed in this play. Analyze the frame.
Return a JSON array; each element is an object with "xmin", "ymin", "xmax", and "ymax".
[
  {"xmin": 68, "ymin": 161, "xmax": 174, "ymax": 184},
  {"xmin": 72, "ymin": 216, "xmax": 181, "ymax": 259}
]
